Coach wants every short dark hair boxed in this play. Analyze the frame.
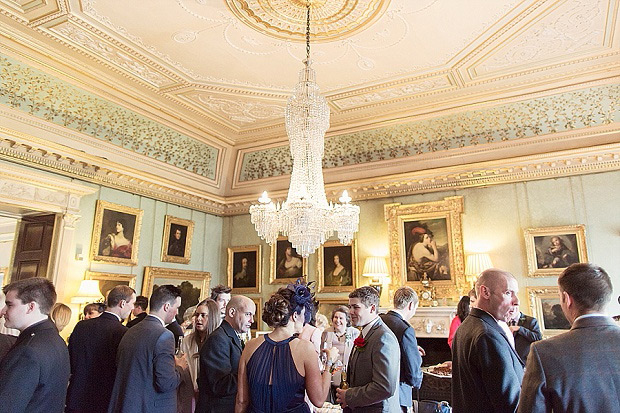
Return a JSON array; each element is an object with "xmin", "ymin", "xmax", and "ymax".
[
  {"xmin": 150, "ymin": 285, "xmax": 182, "ymax": 312},
  {"xmin": 456, "ymin": 295, "xmax": 471, "ymax": 322},
  {"xmin": 83, "ymin": 302, "xmax": 105, "ymax": 316},
  {"xmin": 134, "ymin": 295, "xmax": 148, "ymax": 310},
  {"xmin": 107, "ymin": 285, "xmax": 135, "ymax": 308},
  {"xmin": 558, "ymin": 263, "xmax": 612, "ymax": 312},
  {"xmin": 3, "ymin": 277, "xmax": 56, "ymax": 315},
  {"xmin": 349, "ymin": 286, "xmax": 379, "ymax": 309},
  {"xmin": 331, "ymin": 305, "xmax": 352, "ymax": 328},
  {"xmin": 210, "ymin": 284, "xmax": 231, "ymax": 300}
]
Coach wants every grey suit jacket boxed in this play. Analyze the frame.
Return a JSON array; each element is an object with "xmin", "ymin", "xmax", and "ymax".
[
  {"xmin": 345, "ymin": 317, "xmax": 400, "ymax": 413},
  {"xmin": 108, "ymin": 315, "xmax": 181, "ymax": 413},
  {"xmin": 518, "ymin": 315, "xmax": 620, "ymax": 413},
  {"xmin": 452, "ymin": 308, "xmax": 524, "ymax": 413}
]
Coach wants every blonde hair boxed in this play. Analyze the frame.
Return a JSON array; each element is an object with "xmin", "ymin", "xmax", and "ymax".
[{"xmin": 50, "ymin": 302, "xmax": 72, "ymax": 332}]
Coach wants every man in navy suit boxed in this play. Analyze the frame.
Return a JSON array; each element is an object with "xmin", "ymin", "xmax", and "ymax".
[
  {"xmin": 196, "ymin": 294, "xmax": 255, "ymax": 412},
  {"xmin": 66, "ymin": 285, "xmax": 136, "ymax": 413},
  {"xmin": 506, "ymin": 304, "xmax": 541, "ymax": 362},
  {"xmin": 518, "ymin": 263, "xmax": 620, "ymax": 413},
  {"xmin": 0, "ymin": 277, "xmax": 70, "ymax": 413},
  {"xmin": 452, "ymin": 269, "xmax": 524, "ymax": 413},
  {"xmin": 108, "ymin": 285, "xmax": 188, "ymax": 413},
  {"xmin": 380, "ymin": 287, "xmax": 423, "ymax": 412}
]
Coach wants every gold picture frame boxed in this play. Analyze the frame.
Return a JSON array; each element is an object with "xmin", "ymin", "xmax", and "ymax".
[
  {"xmin": 317, "ymin": 239, "xmax": 358, "ymax": 293},
  {"xmin": 269, "ymin": 237, "xmax": 308, "ymax": 284},
  {"xmin": 527, "ymin": 286, "xmax": 571, "ymax": 338},
  {"xmin": 142, "ymin": 266, "xmax": 211, "ymax": 323},
  {"xmin": 161, "ymin": 215, "xmax": 195, "ymax": 264},
  {"xmin": 85, "ymin": 271, "xmax": 137, "ymax": 299},
  {"xmin": 316, "ymin": 297, "xmax": 349, "ymax": 321},
  {"xmin": 250, "ymin": 297, "xmax": 263, "ymax": 331},
  {"xmin": 90, "ymin": 200, "xmax": 143, "ymax": 266},
  {"xmin": 384, "ymin": 196, "xmax": 467, "ymax": 301},
  {"xmin": 227, "ymin": 245, "xmax": 262, "ymax": 294},
  {"xmin": 524, "ymin": 225, "xmax": 588, "ymax": 277}
]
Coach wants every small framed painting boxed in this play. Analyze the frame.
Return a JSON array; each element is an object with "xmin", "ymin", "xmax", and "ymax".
[
  {"xmin": 317, "ymin": 240, "xmax": 357, "ymax": 293},
  {"xmin": 524, "ymin": 225, "xmax": 587, "ymax": 277},
  {"xmin": 227, "ymin": 245, "xmax": 261, "ymax": 294},
  {"xmin": 270, "ymin": 237, "xmax": 308, "ymax": 284},
  {"xmin": 316, "ymin": 298, "xmax": 349, "ymax": 323},
  {"xmin": 250, "ymin": 297, "xmax": 263, "ymax": 331},
  {"xmin": 527, "ymin": 286, "xmax": 572, "ymax": 337},
  {"xmin": 90, "ymin": 200, "xmax": 143, "ymax": 266},
  {"xmin": 161, "ymin": 215, "xmax": 194, "ymax": 264}
]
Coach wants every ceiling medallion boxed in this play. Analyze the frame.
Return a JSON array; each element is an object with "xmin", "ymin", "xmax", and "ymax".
[{"xmin": 225, "ymin": 0, "xmax": 391, "ymax": 42}]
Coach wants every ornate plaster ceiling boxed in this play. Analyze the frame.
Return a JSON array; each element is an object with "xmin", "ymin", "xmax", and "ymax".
[{"xmin": 0, "ymin": 0, "xmax": 618, "ymax": 209}]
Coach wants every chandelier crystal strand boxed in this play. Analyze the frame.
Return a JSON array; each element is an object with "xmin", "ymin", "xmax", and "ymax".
[{"xmin": 250, "ymin": 1, "xmax": 360, "ymax": 257}]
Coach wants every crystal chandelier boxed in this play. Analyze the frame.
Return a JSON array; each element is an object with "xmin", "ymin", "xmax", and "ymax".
[{"xmin": 250, "ymin": 2, "xmax": 360, "ymax": 258}]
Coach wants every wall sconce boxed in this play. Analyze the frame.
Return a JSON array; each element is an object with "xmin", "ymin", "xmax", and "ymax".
[
  {"xmin": 465, "ymin": 253, "xmax": 493, "ymax": 286},
  {"xmin": 71, "ymin": 280, "xmax": 103, "ymax": 304},
  {"xmin": 362, "ymin": 256, "xmax": 389, "ymax": 297}
]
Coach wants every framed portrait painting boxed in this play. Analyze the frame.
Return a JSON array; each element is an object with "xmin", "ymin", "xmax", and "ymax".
[
  {"xmin": 317, "ymin": 240, "xmax": 357, "ymax": 293},
  {"xmin": 227, "ymin": 245, "xmax": 261, "ymax": 294},
  {"xmin": 90, "ymin": 200, "xmax": 143, "ymax": 266},
  {"xmin": 85, "ymin": 271, "xmax": 136, "ymax": 299},
  {"xmin": 250, "ymin": 297, "xmax": 263, "ymax": 331},
  {"xmin": 270, "ymin": 237, "xmax": 308, "ymax": 284},
  {"xmin": 524, "ymin": 225, "xmax": 587, "ymax": 277},
  {"xmin": 384, "ymin": 196, "xmax": 466, "ymax": 300},
  {"xmin": 161, "ymin": 215, "xmax": 195, "ymax": 264},
  {"xmin": 316, "ymin": 298, "xmax": 349, "ymax": 322},
  {"xmin": 527, "ymin": 287, "xmax": 571, "ymax": 337},
  {"xmin": 142, "ymin": 266, "xmax": 211, "ymax": 324}
]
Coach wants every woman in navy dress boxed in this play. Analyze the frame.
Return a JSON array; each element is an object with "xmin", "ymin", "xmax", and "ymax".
[{"xmin": 235, "ymin": 282, "xmax": 339, "ymax": 412}]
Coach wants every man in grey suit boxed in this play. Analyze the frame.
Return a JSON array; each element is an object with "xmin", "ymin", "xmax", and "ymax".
[
  {"xmin": 108, "ymin": 285, "xmax": 188, "ymax": 413},
  {"xmin": 452, "ymin": 269, "xmax": 524, "ymax": 413},
  {"xmin": 518, "ymin": 263, "xmax": 620, "ymax": 413},
  {"xmin": 336, "ymin": 286, "xmax": 400, "ymax": 412}
]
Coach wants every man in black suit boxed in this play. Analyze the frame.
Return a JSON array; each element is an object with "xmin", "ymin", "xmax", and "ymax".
[
  {"xmin": 380, "ymin": 286, "xmax": 423, "ymax": 412},
  {"xmin": 0, "ymin": 277, "xmax": 70, "ymax": 413},
  {"xmin": 196, "ymin": 295, "xmax": 255, "ymax": 412},
  {"xmin": 66, "ymin": 285, "xmax": 136, "ymax": 413},
  {"xmin": 506, "ymin": 304, "xmax": 541, "ymax": 362},
  {"xmin": 452, "ymin": 269, "xmax": 524, "ymax": 413},
  {"xmin": 518, "ymin": 263, "xmax": 620, "ymax": 413},
  {"xmin": 108, "ymin": 285, "xmax": 188, "ymax": 413},
  {"xmin": 126, "ymin": 295, "xmax": 148, "ymax": 328}
]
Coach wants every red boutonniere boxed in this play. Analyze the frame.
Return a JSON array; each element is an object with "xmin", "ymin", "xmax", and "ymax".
[{"xmin": 353, "ymin": 336, "xmax": 367, "ymax": 351}]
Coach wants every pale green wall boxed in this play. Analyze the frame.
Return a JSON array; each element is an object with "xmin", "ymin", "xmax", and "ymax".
[{"xmin": 224, "ymin": 170, "xmax": 620, "ymax": 319}]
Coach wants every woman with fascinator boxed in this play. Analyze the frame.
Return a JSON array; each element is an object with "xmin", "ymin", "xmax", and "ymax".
[{"xmin": 235, "ymin": 282, "xmax": 339, "ymax": 413}]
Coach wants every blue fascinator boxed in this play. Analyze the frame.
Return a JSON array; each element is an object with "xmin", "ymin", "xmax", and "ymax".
[{"xmin": 287, "ymin": 278, "xmax": 315, "ymax": 324}]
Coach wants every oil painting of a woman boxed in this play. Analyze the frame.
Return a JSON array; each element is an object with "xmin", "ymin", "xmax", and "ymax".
[{"xmin": 405, "ymin": 221, "xmax": 450, "ymax": 281}]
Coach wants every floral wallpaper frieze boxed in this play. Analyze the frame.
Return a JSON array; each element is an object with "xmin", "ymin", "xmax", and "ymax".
[
  {"xmin": 239, "ymin": 83, "xmax": 619, "ymax": 182},
  {"xmin": 0, "ymin": 53, "xmax": 219, "ymax": 180}
]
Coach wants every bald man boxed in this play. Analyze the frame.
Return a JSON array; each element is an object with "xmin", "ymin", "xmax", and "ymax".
[
  {"xmin": 452, "ymin": 269, "xmax": 524, "ymax": 413},
  {"xmin": 196, "ymin": 295, "xmax": 255, "ymax": 412}
]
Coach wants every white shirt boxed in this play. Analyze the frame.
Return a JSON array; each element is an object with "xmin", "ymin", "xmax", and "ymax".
[
  {"xmin": 360, "ymin": 315, "xmax": 380, "ymax": 338},
  {"xmin": 104, "ymin": 311, "xmax": 121, "ymax": 322},
  {"xmin": 147, "ymin": 314, "xmax": 166, "ymax": 327}
]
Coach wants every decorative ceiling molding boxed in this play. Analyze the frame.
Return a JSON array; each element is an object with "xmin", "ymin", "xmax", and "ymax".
[{"xmin": 237, "ymin": 83, "xmax": 620, "ymax": 182}]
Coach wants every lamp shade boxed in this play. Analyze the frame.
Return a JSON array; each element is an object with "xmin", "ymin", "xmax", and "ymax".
[
  {"xmin": 465, "ymin": 253, "xmax": 493, "ymax": 277},
  {"xmin": 71, "ymin": 280, "xmax": 103, "ymax": 304},
  {"xmin": 362, "ymin": 257, "xmax": 389, "ymax": 278}
]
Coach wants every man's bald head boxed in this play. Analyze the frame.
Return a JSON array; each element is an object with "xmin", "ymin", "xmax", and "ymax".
[
  {"xmin": 475, "ymin": 268, "xmax": 519, "ymax": 321},
  {"xmin": 225, "ymin": 295, "xmax": 256, "ymax": 333}
]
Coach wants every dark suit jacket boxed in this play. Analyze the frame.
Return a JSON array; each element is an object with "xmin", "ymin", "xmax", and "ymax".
[
  {"xmin": 380, "ymin": 311, "xmax": 423, "ymax": 407},
  {"xmin": 452, "ymin": 308, "xmax": 524, "ymax": 413},
  {"xmin": 0, "ymin": 319, "xmax": 70, "ymax": 413},
  {"xmin": 344, "ymin": 317, "xmax": 400, "ymax": 413},
  {"xmin": 512, "ymin": 312, "xmax": 541, "ymax": 363},
  {"xmin": 126, "ymin": 311, "xmax": 147, "ymax": 328},
  {"xmin": 108, "ymin": 315, "xmax": 181, "ymax": 413},
  {"xmin": 0, "ymin": 333, "xmax": 16, "ymax": 361},
  {"xmin": 196, "ymin": 320, "xmax": 242, "ymax": 413},
  {"xmin": 166, "ymin": 319, "xmax": 184, "ymax": 350},
  {"xmin": 66, "ymin": 312, "xmax": 128, "ymax": 413},
  {"xmin": 518, "ymin": 315, "xmax": 620, "ymax": 413}
]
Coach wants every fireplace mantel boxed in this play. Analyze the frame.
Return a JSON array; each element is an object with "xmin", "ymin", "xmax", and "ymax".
[{"xmin": 408, "ymin": 307, "xmax": 456, "ymax": 338}]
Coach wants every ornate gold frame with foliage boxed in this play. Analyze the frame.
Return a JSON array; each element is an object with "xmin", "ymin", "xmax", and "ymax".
[
  {"xmin": 85, "ymin": 271, "xmax": 137, "ymax": 298},
  {"xmin": 90, "ymin": 200, "xmax": 143, "ymax": 266},
  {"xmin": 317, "ymin": 239, "xmax": 358, "ymax": 293},
  {"xmin": 141, "ymin": 266, "xmax": 211, "ymax": 302},
  {"xmin": 524, "ymin": 225, "xmax": 588, "ymax": 277},
  {"xmin": 161, "ymin": 215, "xmax": 195, "ymax": 264},
  {"xmin": 227, "ymin": 245, "xmax": 262, "ymax": 294},
  {"xmin": 269, "ymin": 236, "xmax": 308, "ymax": 284},
  {"xmin": 527, "ymin": 286, "xmax": 570, "ymax": 338},
  {"xmin": 384, "ymin": 196, "xmax": 466, "ymax": 301}
]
